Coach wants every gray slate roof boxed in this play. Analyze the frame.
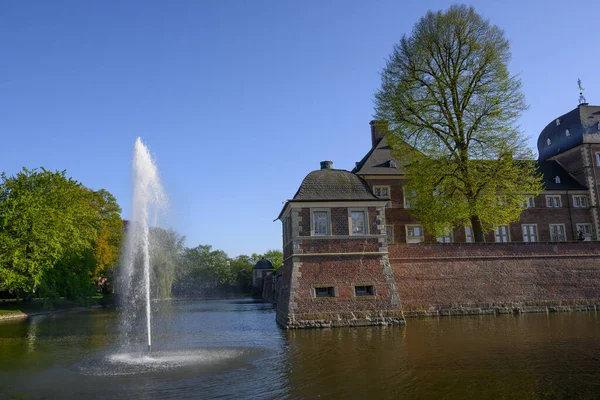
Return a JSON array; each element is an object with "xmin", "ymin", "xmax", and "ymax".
[
  {"xmin": 254, "ymin": 258, "xmax": 274, "ymax": 270},
  {"xmin": 292, "ymin": 169, "xmax": 378, "ymax": 201},
  {"xmin": 537, "ymin": 160, "xmax": 587, "ymax": 190},
  {"xmin": 352, "ymin": 135, "xmax": 404, "ymax": 175},
  {"xmin": 538, "ymin": 104, "xmax": 600, "ymax": 160}
]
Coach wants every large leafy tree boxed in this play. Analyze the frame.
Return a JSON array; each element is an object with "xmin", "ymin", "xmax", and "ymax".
[
  {"xmin": 149, "ymin": 227, "xmax": 185, "ymax": 299},
  {"xmin": 0, "ymin": 168, "xmax": 104, "ymax": 297},
  {"xmin": 374, "ymin": 4, "xmax": 542, "ymax": 242}
]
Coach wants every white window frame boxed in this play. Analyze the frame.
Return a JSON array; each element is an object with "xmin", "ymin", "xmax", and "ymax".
[
  {"xmin": 522, "ymin": 224, "xmax": 538, "ymax": 242},
  {"xmin": 545, "ymin": 195, "xmax": 561, "ymax": 208},
  {"xmin": 348, "ymin": 208, "xmax": 369, "ymax": 236},
  {"xmin": 523, "ymin": 196, "xmax": 535, "ymax": 208},
  {"xmin": 576, "ymin": 223, "xmax": 593, "ymax": 241},
  {"xmin": 404, "ymin": 187, "xmax": 416, "ymax": 209},
  {"xmin": 373, "ymin": 185, "xmax": 391, "ymax": 199},
  {"xmin": 572, "ymin": 195, "xmax": 588, "ymax": 208},
  {"xmin": 549, "ymin": 224, "xmax": 566, "ymax": 242},
  {"xmin": 311, "ymin": 208, "xmax": 331, "ymax": 236},
  {"xmin": 386, "ymin": 225, "xmax": 394, "ymax": 245},
  {"xmin": 464, "ymin": 226, "xmax": 473, "ymax": 243},
  {"xmin": 406, "ymin": 224, "xmax": 424, "ymax": 244},
  {"xmin": 596, "ymin": 152, "xmax": 600, "ymax": 167},
  {"xmin": 494, "ymin": 225, "xmax": 510, "ymax": 242}
]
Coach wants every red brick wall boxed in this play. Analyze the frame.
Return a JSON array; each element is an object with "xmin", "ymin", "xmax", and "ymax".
[
  {"xmin": 292, "ymin": 255, "xmax": 396, "ymax": 314},
  {"xmin": 298, "ymin": 237, "xmax": 380, "ymax": 254},
  {"xmin": 390, "ymin": 243, "xmax": 600, "ymax": 315}
]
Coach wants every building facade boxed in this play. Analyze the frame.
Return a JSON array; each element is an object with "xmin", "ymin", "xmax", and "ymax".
[{"xmin": 275, "ymin": 104, "xmax": 600, "ymax": 328}]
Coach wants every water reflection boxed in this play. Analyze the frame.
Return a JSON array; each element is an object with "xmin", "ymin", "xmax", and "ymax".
[
  {"xmin": 283, "ymin": 313, "xmax": 600, "ymax": 399},
  {"xmin": 0, "ymin": 302, "xmax": 599, "ymax": 399}
]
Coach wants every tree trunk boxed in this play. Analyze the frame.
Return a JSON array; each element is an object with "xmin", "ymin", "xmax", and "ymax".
[{"xmin": 471, "ymin": 215, "xmax": 485, "ymax": 243}]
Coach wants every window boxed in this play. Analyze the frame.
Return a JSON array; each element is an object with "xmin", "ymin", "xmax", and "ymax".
[
  {"xmin": 556, "ymin": 118, "xmax": 561, "ymax": 126},
  {"xmin": 437, "ymin": 230, "xmax": 452, "ymax": 243},
  {"xmin": 373, "ymin": 185, "xmax": 391, "ymax": 199},
  {"xmin": 576, "ymin": 223, "xmax": 593, "ymax": 241},
  {"xmin": 254, "ymin": 270, "xmax": 263, "ymax": 279},
  {"xmin": 523, "ymin": 196, "xmax": 535, "ymax": 208},
  {"xmin": 546, "ymin": 195, "xmax": 561, "ymax": 208},
  {"xmin": 554, "ymin": 176, "xmax": 561, "ymax": 184},
  {"xmin": 311, "ymin": 209, "xmax": 330, "ymax": 236},
  {"xmin": 565, "ymin": 129, "xmax": 570, "ymax": 137},
  {"xmin": 389, "ymin": 160, "xmax": 397, "ymax": 168},
  {"xmin": 404, "ymin": 188, "xmax": 416, "ymax": 208},
  {"xmin": 522, "ymin": 224, "xmax": 538, "ymax": 242},
  {"xmin": 547, "ymin": 138, "xmax": 551, "ymax": 146},
  {"xmin": 386, "ymin": 225, "xmax": 394, "ymax": 245},
  {"xmin": 596, "ymin": 152, "xmax": 600, "ymax": 166},
  {"xmin": 406, "ymin": 224, "xmax": 424, "ymax": 243},
  {"xmin": 354, "ymin": 285, "xmax": 376, "ymax": 297},
  {"xmin": 494, "ymin": 225, "xmax": 509, "ymax": 242},
  {"xmin": 549, "ymin": 224, "xmax": 566, "ymax": 241},
  {"xmin": 314, "ymin": 287, "xmax": 336, "ymax": 298},
  {"xmin": 349, "ymin": 209, "xmax": 367, "ymax": 235},
  {"xmin": 573, "ymin": 195, "xmax": 588, "ymax": 208},
  {"xmin": 464, "ymin": 226, "xmax": 473, "ymax": 243}
]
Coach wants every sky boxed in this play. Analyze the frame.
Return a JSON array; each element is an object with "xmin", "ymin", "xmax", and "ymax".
[{"xmin": 2, "ymin": 0, "xmax": 600, "ymax": 257}]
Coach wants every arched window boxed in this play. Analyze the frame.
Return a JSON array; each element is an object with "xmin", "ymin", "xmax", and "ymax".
[
  {"xmin": 554, "ymin": 176, "xmax": 561, "ymax": 184},
  {"xmin": 565, "ymin": 129, "xmax": 570, "ymax": 137},
  {"xmin": 556, "ymin": 118, "xmax": 561, "ymax": 126},
  {"xmin": 547, "ymin": 138, "xmax": 551, "ymax": 146}
]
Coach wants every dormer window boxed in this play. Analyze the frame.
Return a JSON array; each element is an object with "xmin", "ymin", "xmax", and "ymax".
[
  {"xmin": 565, "ymin": 129, "xmax": 570, "ymax": 137},
  {"xmin": 389, "ymin": 160, "xmax": 397, "ymax": 168},
  {"xmin": 554, "ymin": 176, "xmax": 561, "ymax": 184},
  {"xmin": 556, "ymin": 118, "xmax": 561, "ymax": 126},
  {"xmin": 547, "ymin": 138, "xmax": 551, "ymax": 146}
]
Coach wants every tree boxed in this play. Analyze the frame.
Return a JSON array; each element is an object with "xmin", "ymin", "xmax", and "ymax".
[
  {"xmin": 149, "ymin": 227, "xmax": 185, "ymax": 299},
  {"xmin": 374, "ymin": 4, "xmax": 542, "ymax": 242},
  {"xmin": 175, "ymin": 244, "xmax": 231, "ymax": 295},
  {"xmin": 0, "ymin": 168, "xmax": 102, "ymax": 298}
]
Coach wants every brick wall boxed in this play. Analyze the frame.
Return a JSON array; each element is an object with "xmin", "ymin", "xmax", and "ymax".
[{"xmin": 390, "ymin": 242, "xmax": 600, "ymax": 316}]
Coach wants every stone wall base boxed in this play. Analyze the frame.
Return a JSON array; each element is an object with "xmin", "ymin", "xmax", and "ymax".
[
  {"xmin": 278, "ymin": 310, "xmax": 406, "ymax": 329},
  {"xmin": 402, "ymin": 300, "xmax": 600, "ymax": 318}
]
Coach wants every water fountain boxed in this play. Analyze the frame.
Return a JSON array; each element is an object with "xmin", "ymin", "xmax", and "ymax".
[
  {"xmin": 74, "ymin": 138, "xmax": 255, "ymax": 376},
  {"xmin": 119, "ymin": 137, "xmax": 166, "ymax": 353}
]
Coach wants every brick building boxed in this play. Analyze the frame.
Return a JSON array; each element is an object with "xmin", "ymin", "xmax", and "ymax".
[{"xmin": 275, "ymin": 104, "xmax": 600, "ymax": 328}]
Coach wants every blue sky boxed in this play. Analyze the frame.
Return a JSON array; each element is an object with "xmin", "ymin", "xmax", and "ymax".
[{"xmin": 2, "ymin": 1, "xmax": 599, "ymax": 257}]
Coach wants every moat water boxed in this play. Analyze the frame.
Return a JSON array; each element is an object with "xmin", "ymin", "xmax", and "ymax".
[{"xmin": 1, "ymin": 299, "xmax": 599, "ymax": 399}]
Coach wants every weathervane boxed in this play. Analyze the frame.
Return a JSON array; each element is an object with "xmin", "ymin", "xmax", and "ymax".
[{"xmin": 578, "ymin": 78, "xmax": 587, "ymax": 105}]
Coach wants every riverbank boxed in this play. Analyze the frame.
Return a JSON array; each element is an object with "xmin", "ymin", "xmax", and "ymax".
[{"xmin": 0, "ymin": 297, "xmax": 110, "ymax": 321}]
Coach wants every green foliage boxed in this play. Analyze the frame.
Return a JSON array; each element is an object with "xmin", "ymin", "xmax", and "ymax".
[
  {"xmin": 375, "ymin": 5, "xmax": 542, "ymax": 241},
  {"xmin": 150, "ymin": 227, "xmax": 185, "ymax": 299},
  {"xmin": 0, "ymin": 168, "xmax": 123, "ymax": 302},
  {"xmin": 175, "ymin": 245, "xmax": 232, "ymax": 293}
]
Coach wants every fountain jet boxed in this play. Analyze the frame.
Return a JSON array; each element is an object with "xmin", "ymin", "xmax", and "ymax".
[{"xmin": 120, "ymin": 138, "xmax": 166, "ymax": 354}]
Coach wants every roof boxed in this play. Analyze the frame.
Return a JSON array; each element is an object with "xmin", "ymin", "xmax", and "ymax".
[
  {"xmin": 292, "ymin": 168, "xmax": 379, "ymax": 201},
  {"xmin": 537, "ymin": 160, "xmax": 587, "ymax": 190},
  {"xmin": 352, "ymin": 134, "xmax": 404, "ymax": 175},
  {"xmin": 254, "ymin": 258, "xmax": 274, "ymax": 270},
  {"xmin": 538, "ymin": 104, "xmax": 600, "ymax": 160}
]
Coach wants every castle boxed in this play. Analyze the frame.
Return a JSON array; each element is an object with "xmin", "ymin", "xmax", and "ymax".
[{"xmin": 275, "ymin": 104, "xmax": 600, "ymax": 328}]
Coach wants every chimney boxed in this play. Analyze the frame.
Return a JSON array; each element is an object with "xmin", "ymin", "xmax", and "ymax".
[
  {"xmin": 370, "ymin": 120, "xmax": 389, "ymax": 148},
  {"xmin": 320, "ymin": 161, "xmax": 333, "ymax": 170}
]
